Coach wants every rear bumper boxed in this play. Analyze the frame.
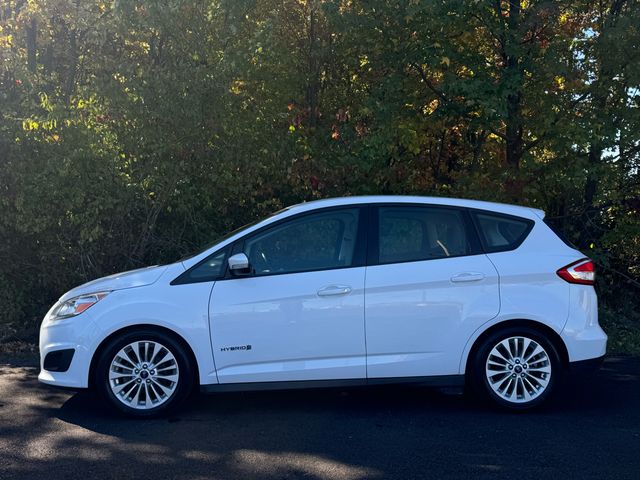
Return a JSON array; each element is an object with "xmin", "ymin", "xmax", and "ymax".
[
  {"xmin": 569, "ymin": 355, "xmax": 605, "ymax": 375},
  {"xmin": 561, "ymin": 285, "xmax": 607, "ymax": 362}
]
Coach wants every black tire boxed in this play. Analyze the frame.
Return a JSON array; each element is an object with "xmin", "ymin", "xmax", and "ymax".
[
  {"xmin": 470, "ymin": 326, "xmax": 562, "ymax": 410},
  {"xmin": 95, "ymin": 329, "xmax": 194, "ymax": 418}
]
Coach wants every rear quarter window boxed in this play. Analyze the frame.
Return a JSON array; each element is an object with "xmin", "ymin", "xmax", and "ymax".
[{"xmin": 472, "ymin": 211, "xmax": 534, "ymax": 253}]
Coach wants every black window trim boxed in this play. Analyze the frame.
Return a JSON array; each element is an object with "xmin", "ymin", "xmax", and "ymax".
[
  {"xmin": 171, "ymin": 201, "xmax": 535, "ymax": 285},
  {"xmin": 468, "ymin": 208, "xmax": 535, "ymax": 254},
  {"xmin": 367, "ymin": 203, "xmax": 483, "ymax": 267},
  {"xmin": 172, "ymin": 204, "xmax": 369, "ymax": 284}
]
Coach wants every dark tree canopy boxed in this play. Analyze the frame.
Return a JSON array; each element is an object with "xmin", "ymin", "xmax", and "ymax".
[{"xmin": 0, "ymin": 0, "xmax": 639, "ymax": 351}]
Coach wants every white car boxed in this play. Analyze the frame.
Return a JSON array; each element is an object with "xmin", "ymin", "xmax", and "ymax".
[{"xmin": 39, "ymin": 196, "xmax": 606, "ymax": 416}]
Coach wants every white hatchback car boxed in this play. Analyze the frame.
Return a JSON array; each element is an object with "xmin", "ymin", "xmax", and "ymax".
[{"xmin": 39, "ymin": 196, "xmax": 607, "ymax": 416}]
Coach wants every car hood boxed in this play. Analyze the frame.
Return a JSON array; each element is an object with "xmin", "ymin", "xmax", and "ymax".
[{"xmin": 59, "ymin": 265, "xmax": 169, "ymax": 302}]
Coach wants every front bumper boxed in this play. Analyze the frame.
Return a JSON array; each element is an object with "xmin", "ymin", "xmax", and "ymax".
[{"xmin": 38, "ymin": 314, "xmax": 96, "ymax": 389}]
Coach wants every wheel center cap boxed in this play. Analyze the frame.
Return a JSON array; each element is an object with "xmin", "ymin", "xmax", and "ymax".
[
  {"xmin": 140, "ymin": 370, "xmax": 149, "ymax": 379},
  {"xmin": 514, "ymin": 365, "xmax": 523, "ymax": 374}
]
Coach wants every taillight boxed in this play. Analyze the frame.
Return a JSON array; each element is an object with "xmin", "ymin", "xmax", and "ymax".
[{"xmin": 557, "ymin": 259, "xmax": 595, "ymax": 285}]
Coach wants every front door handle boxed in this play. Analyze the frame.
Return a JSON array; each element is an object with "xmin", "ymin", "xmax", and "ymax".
[
  {"xmin": 450, "ymin": 272, "xmax": 485, "ymax": 283},
  {"xmin": 317, "ymin": 285, "xmax": 352, "ymax": 297}
]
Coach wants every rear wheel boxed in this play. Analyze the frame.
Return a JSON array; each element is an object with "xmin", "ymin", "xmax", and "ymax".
[
  {"xmin": 472, "ymin": 327, "xmax": 562, "ymax": 410},
  {"xmin": 95, "ymin": 330, "xmax": 194, "ymax": 417}
]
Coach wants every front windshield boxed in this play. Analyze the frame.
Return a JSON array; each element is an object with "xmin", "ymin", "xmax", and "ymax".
[{"xmin": 177, "ymin": 206, "xmax": 292, "ymax": 262}]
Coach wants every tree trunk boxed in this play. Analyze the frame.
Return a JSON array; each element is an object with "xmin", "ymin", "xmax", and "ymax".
[
  {"xmin": 502, "ymin": 0, "xmax": 524, "ymax": 200},
  {"xmin": 578, "ymin": 143, "xmax": 602, "ymax": 248},
  {"xmin": 26, "ymin": 17, "xmax": 37, "ymax": 73},
  {"xmin": 306, "ymin": 0, "xmax": 320, "ymax": 128},
  {"xmin": 577, "ymin": 1, "xmax": 626, "ymax": 245},
  {"xmin": 65, "ymin": 29, "xmax": 78, "ymax": 100}
]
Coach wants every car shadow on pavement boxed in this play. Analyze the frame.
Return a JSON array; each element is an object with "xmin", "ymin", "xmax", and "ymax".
[
  {"xmin": 2, "ymin": 357, "xmax": 638, "ymax": 480},
  {"xmin": 58, "ymin": 355, "xmax": 637, "ymax": 426}
]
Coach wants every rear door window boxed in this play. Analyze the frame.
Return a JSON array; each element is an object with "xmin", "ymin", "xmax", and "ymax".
[
  {"xmin": 377, "ymin": 206, "xmax": 474, "ymax": 264},
  {"xmin": 472, "ymin": 212, "xmax": 533, "ymax": 252}
]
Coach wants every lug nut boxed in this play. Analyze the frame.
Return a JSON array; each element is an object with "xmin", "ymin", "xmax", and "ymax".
[
  {"xmin": 515, "ymin": 359, "xmax": 520, "ymax": 364},
  {"xmin": 150, "ymin": 370, "xmax": 156, "ymax": 375},
  {"xmin": 142, "ymin": 364, "xmax": 148, "ymax": 369},
  {"xmin": 146, "ymin": 379, "xmax": 151, "ymax": 384},
  {"xmin": 508, "ymin": 365, "xmax": 513, "ymax": 370},
  {"xmin": 136, "ymin": 379, "xmax": 141, "ymax": 383},
  {"xmin": 134, "ymin": 369, "xmax": 140, "ymax": 374}
]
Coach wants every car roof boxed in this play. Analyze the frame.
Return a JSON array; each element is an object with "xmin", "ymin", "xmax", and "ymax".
[{"xmin": 284, "ymin": 196, "xmax": 544, "ymax": 220}]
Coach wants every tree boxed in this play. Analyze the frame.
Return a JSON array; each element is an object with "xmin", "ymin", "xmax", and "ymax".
[{"xmin": 0, "ymin": 0, "xmax": 638, "ymax": 349}]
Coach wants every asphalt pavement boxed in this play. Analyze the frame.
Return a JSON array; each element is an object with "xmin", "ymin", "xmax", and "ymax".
[{"xmin": 0, "ymin": 355, "xmax": 638, "ymax": 480}]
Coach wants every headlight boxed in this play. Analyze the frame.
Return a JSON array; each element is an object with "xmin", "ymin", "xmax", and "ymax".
[{"xmin": 50, "ymin": 292, "xmax": 110, "ymax": 320}]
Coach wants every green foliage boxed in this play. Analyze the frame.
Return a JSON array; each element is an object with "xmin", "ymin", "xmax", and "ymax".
[
  {"xmin": 0, "ymin": 0, "xmax": 639, "ymax": 350},
  {"xmin": 600, "ymin": 301, "xmax": 640, "ymax": 355}
]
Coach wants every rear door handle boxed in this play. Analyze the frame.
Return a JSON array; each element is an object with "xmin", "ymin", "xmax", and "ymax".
[
  {"xmin": 317, "ymin": 285, "xmax": 352, "ymax": 297},
  {"xmin": 450, "ymin": 272, "xmax": 485, "ymax": 283}
]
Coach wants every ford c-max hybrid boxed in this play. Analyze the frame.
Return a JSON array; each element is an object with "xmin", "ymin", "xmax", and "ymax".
[{"xmin": 39, "ymin": 196, "xmax": 606, "ymax": 416}]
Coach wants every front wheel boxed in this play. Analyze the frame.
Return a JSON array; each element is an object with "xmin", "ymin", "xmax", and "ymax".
[
  {"xmin": 95, "ymin": 330, "xmax": 194, "ymax": 417},
  {"xmin": 472, "ymin": 327, "xmax": 562, "ymax": 410}
]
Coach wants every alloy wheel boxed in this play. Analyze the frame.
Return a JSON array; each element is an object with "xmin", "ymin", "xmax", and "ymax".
[
  {"xmin": 485, "ymin": 336, "xmax": 552, "ymax": 404},
  {"xmin": 108, "ymin": 340, "xmax": 180, "ymax": 410}
]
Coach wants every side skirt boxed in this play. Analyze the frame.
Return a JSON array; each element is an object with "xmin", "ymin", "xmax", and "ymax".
[{"xmin": 200, "ymin": 374, "xmax": 465, "ymax": 394}]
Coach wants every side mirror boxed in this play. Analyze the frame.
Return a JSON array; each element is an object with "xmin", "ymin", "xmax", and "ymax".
[{"xmin": 228, "ymin": 253, "xmax": 250, "ymax": 275}]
